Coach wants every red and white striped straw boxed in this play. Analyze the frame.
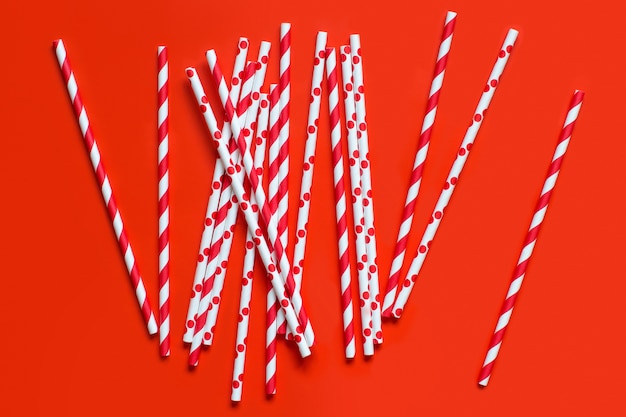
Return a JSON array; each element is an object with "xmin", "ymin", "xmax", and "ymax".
[
  {"xmin": 265, "ymin": 84, "xmax": 280, "ymax": 395},
  {"xmin": 392, "ymin": 29, "xmax": 519, "ymax": 318},
  {"xmin": 184, "ymin": 39, "xmax": 249, "ymax": 343},
  {"xmin": 207, "ymin": 49, "xmax": 315, "ymax": 347},
  {"xmin": 478, "ymin": 90, "xmax": 584, "ymax": 387},
  {"xmin": 349, "ymin": 35, "xmax": 382, "ymax": 343},
  {"xmin": 287, "ymin": 31, "xmax": 327, "ymax": 340},
  {"xmin": 204, "ymin": 42, "xmax": 272, "ymax": 344},
  {"xmin": 382, "ymin": 11, "xmax": 457, "ymax": 318},
  {"xmin": 53, "ymin": 39, "xmax": 158, "ymax": 335},
  {"xmin": 186, "ymin": 67, "xmax": 311, "ymax": 359},
  {"xmin": 276, "ymin": 22, "xmax": 292, "ymax": 335},
  {"xmin": 338, "ymin": 46, "xmax": 374, "ymax": 356},
  {"xmin": 188, "ymin": 62, "xmax": 257, "ymax": 350},
  {"xmin": 157, "ymin": 45, "xmax": 171, "ymax": 356},
  {"xmin": 231, "ymin": 94, "xmax": 269, "ymax": 402},
  {"xmin": 327, "ymin": 47, "xmax": 356, "ymax": 359}
]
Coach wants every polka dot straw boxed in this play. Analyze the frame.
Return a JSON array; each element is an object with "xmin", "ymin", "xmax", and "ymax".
[
  {"xmin": 392, "ymin": 28, "xmax": 519, "ymax": 318},
  {"xmin": 478, "ymin": 90, "xmax": 584, "ymax": 387}
]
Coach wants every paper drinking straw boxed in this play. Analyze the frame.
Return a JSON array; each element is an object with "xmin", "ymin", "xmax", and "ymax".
[
  {"xmin": 337, "ymin": 46, "xmax": 374, "ymax": 356},
  {"xmin": 186, "ymin": 68, "xmax": 311, "ymax": 359},
  {"xmin": 392, "ymin": 29, "xmax": 519, "ymax": 318},
  {"xmin": 327, "ymin": 47, "xmax": 356, "ymax": 359},
  {"xmin": 184, "ymin": 40, "xmax": 250, "ymax": 343},
  {"xmin": 287, "ymin": 31, "xmax": 327, "ymax": 340},
  {"xmin": 189, "ymin": 62, "xmax": 257, "ymax": 350},
  {"xmin": 276, "ymin": 22, "xmax": 292, "ymax": 335},
  {"xmin": 382, "ymin": 11, "xmax": 457, "ymax": 318},
  {"xmin": 53, "ymin": 39, "xmax": 158, "ymax": 335},
  {"xmin": 349, "ymin": 35, "xmax": 382, "ymax": 343},
  {"xmin": 478, "ymin": 90, "xmax": 584, "ymax": 387},
  {"xmin": 207, "ymin": 49, "xmax": 315, "ymax": 347},
  {"xmin": 204, "ymin": 42, "xmax": 272, "ymax": 345},
  {"xmin": 231, "ymin": 94, "xmax": 269, "ymax": 402},
  {"xmin": 265, "ymin": 84, "xmax": 280, "ymax": 395},
  {"xmin": 157, "ymin": 45, "xmax": 171, "ymax": 356}
]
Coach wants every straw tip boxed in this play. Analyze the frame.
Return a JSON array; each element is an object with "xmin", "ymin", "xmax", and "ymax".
[
  {"xmin": 478, "ymin": 378, "xmax": 489, "ymax": 387},
  {"xmin": 507, "ymin": 28, "xmax": 520, "ymax": 38},
  {"xmin": 446, "ymin": 10, "xmax": 458, "ymax": 18},
  {"xmin": 52, "ymin": 39, "xmax": 62, "ymax": 48},
  {"xmin": 158, "ymin": 45, "xmax": 167, "ymax": 51},
  {"xmin": 280, "ymin": 22, "xmax": 291, "ymax": 30}
]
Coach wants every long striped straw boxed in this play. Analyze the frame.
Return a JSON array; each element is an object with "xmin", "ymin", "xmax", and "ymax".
[
  {"xmin": 53, "ymin": 39, "xmax": 158, "ymax": 335},
  {"xmin": 382, "ymin": 11, "xmax": 457, "ymax": 318},
  {"xmin": 478, "ymin": 90, "xmax": 584, "ymax": 387},
  {"xmin": 392, "ymin": 28, "xmax": 519, "ymax": 318},
  {"xmin": 157, "ymin": 45, "xmax": 171, "ymax": 356}
]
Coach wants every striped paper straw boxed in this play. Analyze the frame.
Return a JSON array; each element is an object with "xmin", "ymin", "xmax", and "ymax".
[
  {"xmin": 392, "ymin": 29, "xmax": 519, "ymax": 318},
  {"xmin": 382, "ymin": 11, "xmax": 457, "ymax": 318},
  {"xmin": 53, "ymin": 39, "xmax": 158, "ymax": 335},
  {"xmin": 265, "ymin": 84, "xmax": 280, "ymax": 395},
  {"xmin": 287, "ymin": 31, "xmax": 327, "ymax": 339},
  {"xmin": 478, "ymin": 90, "xmax": 584, "ymax": 387},
  {"xmin": 184, "ymin": 39, "xmax": 249, "ymax": 343},
  {"xmin": 186, "ymin": 67, "xmax": 311, "ymax": 358},
  {"xmin": 204, "ymin": 42, "xmax": 272, "ymax": 344},
  {"xmin": 276, "ymin": 22, "xmax": 292, "ymax": 335},
  {"xmin": 338, "ymin": 46, "xmax": 374, "ymax": 356},
  {"xmin": 327, "ymin": 47, "xmax": 356, "ymax": 359},
  {"xmin": 231, "ymin": 94, "xmax": 269, "ymax": 402},
  {"xmin": 349, "ymin": 35, "xmax": 382, "ymax": 343},
  {"xmin": 157, "ymin": 45, "xmax": 171, "ymax": 356},
  {"xmin": 207, "ymin": 49, "xmax": 315, "ymax": 347}
]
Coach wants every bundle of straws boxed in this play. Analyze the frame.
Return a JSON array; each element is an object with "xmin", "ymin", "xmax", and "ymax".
[{"xmin": 53, "ymin": 10, "xmax": 584, "ymax": 401}]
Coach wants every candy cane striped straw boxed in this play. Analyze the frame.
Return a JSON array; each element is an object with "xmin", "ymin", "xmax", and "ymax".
[
  {"xmin": 203, "ymin": 42, "xmax": 272, "ymax": 344},
  {"xmin": 338, "ymin": 46, "xmax": 374, "ymax": 356},
  {"xmin": 287, "ymin": 31, "xmax": 327, "ymax": 340},
  {"xmin": 382, "ymin": 12, "xmax": 457, "ymax": 318},
  {"xmin": 327, "ymin": 47, "xmax": 356, "ymax": 359},
  {"xmin": 231, "ymin": 94, "xmax": 269, "ymax": 402},
  {"xmin": 392, "ymin": 29, "xmax": 519, "ymax": 318},
  {"xmin": 184, "ymin": 38, "xmax": 249, "ymax": 343},
  {"xmin": 349, "ymin": 35, "xmax": 382, "ymax": 343},
  {"xmin": 186, "ymin": 67, "xmax": 311, "ymax": 359},
  {"xmin": 276, "ymin": 22, "xmax": 292, "ymax": 335},
  {"xmin": 478, "ymin": 90, "xmax": 584, "ymax": 387},
  {"xmin": 53, "ymin": 39, "xmax": 158, "ymax": 335},
  {"xmin": 188, "ymin": 63, "xmax": 258, "ymax": 356},
  {"xmin": 265, "ymin": 83, "xmax": 280, "ymax": 395},
  {"xmin": 207, "ymin": 50, "xmax": 315, "ymax": 347},
  {"xmin": 157, "ymin": 45, "xmax": 171, "ymax": 356}
]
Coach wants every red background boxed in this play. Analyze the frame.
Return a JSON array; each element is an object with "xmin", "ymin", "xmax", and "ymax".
[{"xmin": 1, "ymin": 0, "xmax": 622, "ymax": 415}]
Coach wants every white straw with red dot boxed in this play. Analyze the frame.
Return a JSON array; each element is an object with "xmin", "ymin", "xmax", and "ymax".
[
  {"xmin": 392, "ymin": 28, "xmax": 519, "ymax": 318},
  {"xmin": 157, "ymin": 45, "xmax": 171, "ymax": 356},
  {"xmin": 382, "ymin": 11, "xmax": 457, "ymax": 318},
  {"xmin": 203, "ymin": 42, "xmax": 271, "ymax": 345},
  {"xmin": 327, "ymin": 46, "xmax": 357, "ymax": 359},
  {"xmin": 478, "ymin": 90, "xmax": 584, "ymax": 386},
  {"xmin": 287, "ymin": 31, "xmax": 327, "ymax": 340},
  {"xmin": 231, "ymin": 94, "xmax": 269, "ymax": 401},
  {"xmin": 186, "ymin": 67, "xmax": 311, "ymax": 358},
  {"xmin": 184, "ymin": 39, "xmax": 249, "ymax": 343},
  {"xmin": 338, "ymin": 46, "xmax": 374, "ymax": 356},
  {"xmin": 53, "ymin": 39, "xmax": 158, "ymax": 335},
  {"xmin": 349, "ymin": 35, "xmax": 383, "ymax": 343}
]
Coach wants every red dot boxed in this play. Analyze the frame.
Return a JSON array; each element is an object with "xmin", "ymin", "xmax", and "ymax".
[
  {"xmin": 255, "ymin": 228, "xmax": 262, "ymax": 236},
  {"xmin": 356, "ymin": 225, "xmax": 363, "ymax": 233},
  {"xmin": 474, "ymin": 114, "xmax": 482, "ymax": 122},
  {"xmin": 243, "ymin": 128, "xmax": 251, "ymax": 137},
  {"xmin": 506, "ymin": 45, "xmax": 513, "ymax": 53},
  {"xmin": 363, "ymin": 199, "xmax": 370, "ymax": 207},
  {"xmin": 232, "ymin": 78, "xmax": 240, "ymax": 86},
  {"xmin": 246, "ymin": 241, "xmax": 254, "ymax": 250},
  {"xmin": 419, "ymin": 245, "xmax": 427, "ymax": 253},
  {"xmin": 371, "ymin": 302, "xmax": 378, "ymax": 310},
  {"xmin": 261, "ymin": 99, "xmax": 268, "ymax": 108},
  {"xmin": 195, "ymin": 284, "xmax": 203, "ymax": 292},
  {"xmin": 308, "ymin": 125, "xmax": 315, "ymax": 134},
  {"xmin": 499, "ymin": 50, "xmax": 506, "ymax": 58},
  {"xmin": 212, "ymin": 296, "xmax": 220, "ymax": 304},
  {"xmin": 459, "ymin": 148, "xmax": 466, "ymax": 156},
  {"xmin": 298, "ymin": 230, "xmax": 305, "ymax": 238},
  {"xmin": 346, "ymin": 83, "xmax": 353, "ymax": 92},
  {"xmin": 340, "ymin": 53, "xmax": 347, "ymax": 62},
  {"xmin": 314, "ymin": 57, "xmax": 320, "ymax": 66},
  {"xmin": 363, "ymin": 291, "xmax": 370, "ymax": 299},
  {"xmin": 186, "ymin": 320, "xmax": 194, "ymax": 328},
  {"xmin": 443, "ymin": 182, "xmax": 450, "ymax": 190},
  {"xmin": 197, "ymin": 254, "xmax": 204, "ymax": 262},
  {"xmin": 200, "ymin": 104, "xmax": 207, "ymax": 113},
  {"xmin": 200, "ymin": 95, "xmax": 209, "ymax": 104},
  {"xmin": 238, "ymin": 313, "xmax": 243, "ymax": 322},
  {"xmin": 233, "ymin": 381, "xmax": 240, "ymax": 389},
  {"xmin": 221, "ymin": 260, "xmax": 228, "ymax": 268},
  {"xmin": 347, "ymin": 120, "xmax": 355, "ymax": 129},
  {"xmin": 241, "ymin": 202, "xmax": 248, "ymax": 210},
  {"xmin": 294, "ymin": 335, "xmax": 302, "ymax": 343},
  {"xmin": 224, "ymin": 230, "xmax": 231, "ymax": 239},
  {"xmin": 395, "ymin": 308, "xmax": 403, "ymax": 316},
  {"xmin": 403, "ymin": 280, "xmax": 410, "ymax": 287},
  {"xmin": 484, "ymin": 84, "xmax": 490, "ymax": 92},
  {"xmin": 353, "ymin": 56, "xmax": 360, "ymax": 65},
  {"xmin": 309, "ymin": 156, "xmax": 315, "ymax": 164},
  {"xmin": 252, "ymin": 92, "xmax": 260, "ymax": 100},
  {"xmin": 214, "ymin": 131, "xmax": 222, "ymax": 139},
  {"xmin": 204, "ymin": 332, "xmax": 212, "ymax": 340},
  {"xmin": 303, "ymin": 192, "xmax": 310, "ymax": 201},
  {"xmin": 303, "ymin": 162, "xmax": 310, "ymax": 171},
  {"xmin": 376, "ymin": 331, "xmax": 383, "ymax": 339},
  {"xmin": 450, "ymin": 177, "xmax": 457, "ymax": 185},
  {"xmin": 361, "ymin": 160, "xmax": 368, "ymax": 169},
  {"xmin": 467, "ymin": 143, "xmax": 473, "ymax": 151},
  {"xmin": 358, "ymin": 86, "xmax": 364, "ymax": 94},
  {"xmin": 363, "ymin": 328, "xmax": 371, "ymax": 336},
  {"xmin": 261, "ymin": 56, "xmax": 268, "ymax": 64},
  {"xmin": 357, "ymin": 262, "xmax": 364, "ymax": 271},
  {"xmin": 268, "ymin": 264, "xmax": 276, "ymax": 272},
  {"xmin": 411, "ymin": 274, "xmax": 418, "ymax": 282},
  {"xmin": 434, "ymin": 211, "xmax": 442, "ymax": 219},
  {"xmin": 240, "ymin": 40, "xmax": 248, "ymax": 49},
  {"xmin": 293, "ymin": 266, "xmax": 301, "ymax": 274},
  {"xmin": 186, "ymin": 69, "xmax": 194, "ymax": 77},
  {"xmin": 255, "ymin": 62, "xmax": 261, "ymax": 70},
  {"xmin": 490, "ymin": 79, "xmax": 497, "ymax": 87},
  {"xmin": 281, "ymin": 299, "xmax": 289, "ymax": 307},
  {"xmin": 354, "ymin": 93, "xmax": 361, "ymax": 102},
  {"xmin": 313, "ymin": 87, "xmax": 321, "ymax": 96}
]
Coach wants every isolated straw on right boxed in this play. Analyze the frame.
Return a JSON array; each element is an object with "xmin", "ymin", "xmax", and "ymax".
[{"xmin": 478, "ymin": 90, "xmax": 584, "ymax": 387}]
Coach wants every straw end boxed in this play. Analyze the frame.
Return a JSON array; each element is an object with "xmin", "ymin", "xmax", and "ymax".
[
  {"xmin": 446, "ymin": 10, "xmax": 458, "ymax": 19},
  {"xmin": 478, "ymin": 377, "xmax": 490, "ymax": 387}
]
